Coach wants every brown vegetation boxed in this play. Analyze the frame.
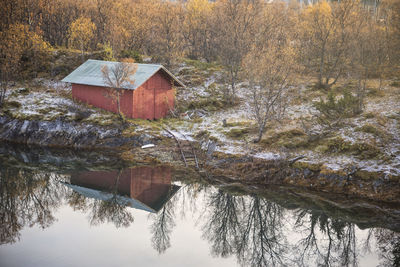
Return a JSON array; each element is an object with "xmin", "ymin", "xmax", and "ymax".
[{"xmin": 0, "ymin": 0, "xmax": 399, "ymax": 141}]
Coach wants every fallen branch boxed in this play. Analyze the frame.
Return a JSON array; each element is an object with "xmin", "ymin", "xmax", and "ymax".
[{"xmin": 289, "ymin": 155, "xmax": 305, "ymax": 165}]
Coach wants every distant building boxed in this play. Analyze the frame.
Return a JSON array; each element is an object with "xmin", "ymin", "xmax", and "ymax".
[{"xmin": 62, "ymin": 59, "xmax": 184, "ymax": 119}]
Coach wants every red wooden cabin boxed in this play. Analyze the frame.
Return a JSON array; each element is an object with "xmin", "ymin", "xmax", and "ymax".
[{"xmin": 62, "ymin": 59, "xmax": 184, "ymax": 119}]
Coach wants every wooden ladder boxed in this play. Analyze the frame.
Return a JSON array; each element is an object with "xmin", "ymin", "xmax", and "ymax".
[{"xmin": 163, "ymin": 127, "xmax": 199, "ymax": 170}]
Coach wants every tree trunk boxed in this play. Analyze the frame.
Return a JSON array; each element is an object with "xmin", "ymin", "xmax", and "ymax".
[
  {"xmin": 80, "ymin": 41, "xmax": 84, "ymax": 61},
  {"xmin": 117, "ymin": 91, "xmax": 123, "ymax": 120},
  {"xmin": 318, "ymin": 50, "xmax": 325, "ymax": 88},
  {"xmin": 0, "ymin": 75, "xmax": 9, "ymax": 108},
  {"xmin": 254, "ymin": 126, "xmax": 264, "ymax": 143}
]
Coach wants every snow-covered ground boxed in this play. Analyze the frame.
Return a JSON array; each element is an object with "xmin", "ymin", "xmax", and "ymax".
[
  {"xmin": 3, "ymin": 79, "xmax": 117, "ymax": 125},
  {"xmin": 171, "ymin": 73, "xmax": 400, "ymax": 177},
  {"xmin": 3, "ymin": 74, "xmax": 400, "ymax": 177}
]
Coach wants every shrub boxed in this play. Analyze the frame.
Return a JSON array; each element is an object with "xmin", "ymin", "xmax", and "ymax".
[
  {"xmin": 363, "ymin": 112, "xmax": 375, "ymax": 119},
  {"xmin": 96, "ymin": 43, "xmax": 115, "ymax": 61},
  {"xmin": 185, "ymin": 97, "xmax": 229, "ymax": 112},
  {"xmin": 356, "ymin": 124, "xmax": 387, "ymax": 139},
  {"xmin": 390, "ymin": 80, "xmax": 400, "ymax": 87},
  {"xmin": 183, "ymin": 58, "xmax": 221, "ymax": 72},
  {"xmin": 119, "ymin": 50, "xmax": 142, "ymax": 63},
  {"xmin": 313, "ymin": 90, "xmax": 362, "ymax": 127},
  {"xmin": 5, "ymin": 101, "xmax": 21, "ymax": 109},
  {"xmin": 367, "ymin": 87, "xmax": 385, "ymax": 97}
]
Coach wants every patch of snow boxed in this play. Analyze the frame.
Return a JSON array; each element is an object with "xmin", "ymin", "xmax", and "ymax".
[
  {"xmin": 323, "ymin": 163, "xmax": 343, "ymax": 171},
  {"xmin": 204, "ymin": 74, "xmax": 219, "ymax": 88},
  {"xmin": 163, "ymin": 129, "xmax": 195, "ymax": 142},
  {"xmin": 215, "ymin": 145, "xmax": 247, "ymax": 156},
  {"xmin": 286, "ymin": 103, "xmax": 314, "ymax": 120},
  {"xmin": 253, "ymin": 152, "xmax": 282, "ymax": 161}
]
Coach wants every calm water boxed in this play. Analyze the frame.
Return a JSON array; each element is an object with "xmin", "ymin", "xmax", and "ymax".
[{"xmin": 0, "ymin": 145, "xmax": 399, "ymax": 267}]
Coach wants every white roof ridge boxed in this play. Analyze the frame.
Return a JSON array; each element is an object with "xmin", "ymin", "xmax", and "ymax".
[{"xmin": 87, "ymin": 59, "xmax": 163, "ymax": 66}]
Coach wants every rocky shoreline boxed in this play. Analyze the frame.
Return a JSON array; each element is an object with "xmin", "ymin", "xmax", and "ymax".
[
  {"xmin": 0, "ymin": 115, "xmax": 157, "ymax": 149},
  {"xmin": 1, "ymin": 115, "xmax": 399, "ymax": 204},
  {"xmin": 202, "ymin": 155, "xmax": 400, "ymax": 204}
]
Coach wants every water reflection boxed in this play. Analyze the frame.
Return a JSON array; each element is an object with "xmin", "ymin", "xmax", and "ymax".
[
  {"xmin": 0, "ymin": 166, "xmax": 65, "ymax": 245},
  {"xmin": 201, "ymin": 189, "xmax": 400, "ymax": 266},
  {"xmin": 65, "ymin": 166, "xmax": 180, "ymax": 227},
  {"xmin": 294, "ymin": 209, "xmax": 359, "ymax": 266},
  {"xmin": 202, "ymin": 191, "xmax": 292, "ymax": 266},
  {"xmin": 150, "ymin": 200, "xmax": 176, "ymax": 254},
  {"xmin": 0, "ymin": 154, "xmax": 399, "ymax": 266}
]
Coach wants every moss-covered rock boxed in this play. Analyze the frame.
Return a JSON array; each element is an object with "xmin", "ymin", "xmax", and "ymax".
[
  {"xmin": 4, "ymin": 101, "xmax": 21, "ymax": 109},
  {"xmin": 195, "ymin": 130, "xmax": 210, "ymax": 139},
  {"xmin": 224, "ymin": 120, "xmax": 253, "ymax": 128},
  {"xmin": 83, "ymin": 114, "xmax": 117, "ymax": 126},
  {"xmin": 186, "ymin": 97, "xmax": 227, "ymax": 112},
  {"xmin": 261, "ymin": 128, "xmax": 308, "ymax": 149},
  {"xmin": 319, "ymin": 165, "xmax": 347, "ymax": 177},
  {"xmin": 120, "ymin": 150, "xmax": 137, "ymax": 163},
  {"xmin": 122, "ymin": 126, "xmax": 139, "ymax": 137},
  {"xmin": 356, "ymin": 123, "xmax": 390, "ymax": 141},
  {"xmin": 225, "ymin": 128, "xmax": 251, "ymax": 138},
  {"xmin": 325, "ymin": 137, "xmax": 383, "ymax": 160},
  {"xmin": 363, "ymin": 112, "xmax": 375, "ymax": 119},
  {"xmin": 292, "ymin": 161, "xmax": 322, "ymax": 172},
  {"xmin": 354, "ymin": 170, "xmax": 382, "ymax": 181},
  {"xmin": 278, "ymin": 135, "xmax": 309, "ymax": 149},
  {"xmin": 315, "ymin": 144, "xmax": 329, "ymax": 153}
]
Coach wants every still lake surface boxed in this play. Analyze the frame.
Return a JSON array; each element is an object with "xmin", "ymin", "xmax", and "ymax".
[{"xmin": 0, "ymin": 145, "xmax": 399, "ymax": 267}]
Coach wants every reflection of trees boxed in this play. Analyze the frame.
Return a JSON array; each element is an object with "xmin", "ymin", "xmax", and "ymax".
[
  {"xmin": 236, "ymin": 196, "xmax": 286, "ymax": 267},
  {"xmin": 175, "ymin": 183, "xmax": 208, "ymax": 219},
  {"xmin": 0, "ymin": 166, "xmax": 65, "ymax": 244},
  {"xmin": 200, "ymin": 188, "xmax": 400, "ymax": 267},
  {"xmin": 294, "ymin": 210, "xmax": 359, "ymax": 267},
  {"xmin": 150, "ymin": 201, "xmax": 176, "ymax": 254},
  {"xmin": 202, "ymin": 190, "xmax": 286, "ymax": 266},
  {"xmin": 148, "ymin": 183, "xmax": 203, "ymax": 254},
  {"xmin": 373, "ymin": 229, "xmax": 400, "ymax": 267},
  {"xmin": 87, "ymin": 197, "xmax": 134, "ymax": 228},
  {"xmin": 67, "ymin": 169, "xmax": 134, "ymax": 228},
  {"xmin": 202, "ymin": 190, "xmax": 243, "ymax": 257}
]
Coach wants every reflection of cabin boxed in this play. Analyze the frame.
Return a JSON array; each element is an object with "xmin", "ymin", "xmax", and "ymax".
[
  {"xmin": 62, "ymin": 59, "xmax": 185, "ymax": 119},
  {"xmin": 63, "ymin": 166, "xmax": 180, "ymax": 213}
]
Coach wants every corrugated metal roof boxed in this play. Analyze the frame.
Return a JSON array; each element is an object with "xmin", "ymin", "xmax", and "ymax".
[{"xmin": 62, "ymin": 59, "xmax": 185, "ymax": 90}]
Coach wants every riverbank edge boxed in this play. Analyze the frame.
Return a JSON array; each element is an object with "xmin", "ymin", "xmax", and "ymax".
[{"xmin": 1, "ymin": 115, "xmax": 399, "ymax": 204}]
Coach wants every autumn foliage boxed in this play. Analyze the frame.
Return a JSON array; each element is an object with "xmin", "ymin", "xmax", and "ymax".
[{"xmin": 0, "ymin": 0, "xmax": 399, "ymax": 107}]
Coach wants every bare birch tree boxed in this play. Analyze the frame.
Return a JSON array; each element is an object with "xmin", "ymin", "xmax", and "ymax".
[
  {"xmin": 212, "ymin": 0, "xmax": 262, "ymax": 104},
  {"xmin": 300, "ymin": 0, "xmax": 361, "ymax": 89},
  {"xmin": 244, "ymin": 3, "xmax": 298, "ymax": 143},
  {"xmin": 101, "ymin": 58, "xmax": 137, "ymax": 119}
]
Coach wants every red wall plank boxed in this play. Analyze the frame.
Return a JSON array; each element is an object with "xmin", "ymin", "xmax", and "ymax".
[{"xmin": 72, "ymin": 84, "xmax": 133, "ymax": 118}]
